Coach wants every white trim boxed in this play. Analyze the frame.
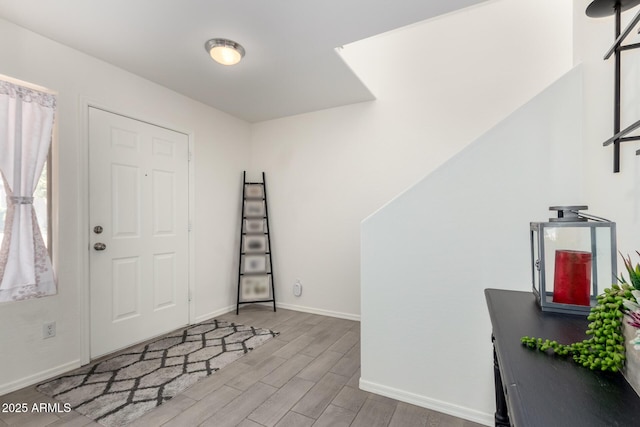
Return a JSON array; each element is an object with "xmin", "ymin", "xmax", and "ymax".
[
  {"xmin": 223, "ymin": 302, "xmax": 360, "ymax": 322},
  {"xmin": 79, "ymin": 96, "xmax": 91, "ymax": 365},
  {"xmin": 0, "ymin": 360, "xmax": 81, "ymax": 396},
  {"xmin": 359, "ymin": 379, "xmax": 493, "ymax": 427},
  {"xmin": 183, "ymin": 302, "xmax": 359, "ymax": 325},
  {"xmin": 276, "ymin": 302, "xmax": 360, "ymax": 321},
  {"xmin": 78, "ymin": 97, "xmax": 195, "ymax": 364},
  {"xmin": 50, "ymin": 117, "xmax": 59, "ymax": 297},
  {"xmin": 187, "ymin": 136, "xmax": 196, "ymax": 324},
  {"xmin": 194, "ymin": 305, "xmax": 237, "ymax": 324}
]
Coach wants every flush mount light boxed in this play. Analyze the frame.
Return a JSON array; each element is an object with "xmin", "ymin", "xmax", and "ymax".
[{"xmin": 205, "ymin": 38, "xmax": 245, "ymax": 66}]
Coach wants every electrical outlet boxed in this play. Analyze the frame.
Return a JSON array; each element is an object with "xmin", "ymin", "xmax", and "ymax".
[
  {"xmin": 43, "ymin": 321, "xmax": 56, "ymax": 339},
  {"xmin": 293, "ymin": 280, "xmax": 302, "ymax": 297}
]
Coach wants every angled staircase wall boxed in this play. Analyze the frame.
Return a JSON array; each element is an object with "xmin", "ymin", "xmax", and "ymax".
[{"xmin": 360, "ymin": 65, "xmax": 585, "ymax": 424}]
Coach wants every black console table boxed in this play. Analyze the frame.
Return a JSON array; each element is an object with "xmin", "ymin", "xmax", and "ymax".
[{"xmin": 485, "ymin": 288, "xmax": 640, "ymax": 427}]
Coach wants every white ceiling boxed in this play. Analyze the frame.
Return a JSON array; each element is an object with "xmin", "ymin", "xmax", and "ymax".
[{"xmin": 0, "ymin": 0, "xmax": 488, "ymax": 122}]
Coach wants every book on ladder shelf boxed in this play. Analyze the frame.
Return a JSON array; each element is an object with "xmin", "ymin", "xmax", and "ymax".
[{"xmin": 236, "ymin": 171, "xmax": 276, "ymax": 314}]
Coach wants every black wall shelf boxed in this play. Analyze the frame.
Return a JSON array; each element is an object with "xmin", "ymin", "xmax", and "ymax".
[{"xmin": 587, "ymin": 0, "xmax": 640, "ymax": 172}]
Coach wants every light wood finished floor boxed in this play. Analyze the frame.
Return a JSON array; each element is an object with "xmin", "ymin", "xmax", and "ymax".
[{"xmin": 0, "ymin": 306, "xmax": 485, "ymax": 427}]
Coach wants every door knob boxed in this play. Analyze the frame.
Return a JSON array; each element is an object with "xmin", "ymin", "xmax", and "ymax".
[{"xmin": 94, "ymin": 243, "xmax": 106, "ymax": 251}]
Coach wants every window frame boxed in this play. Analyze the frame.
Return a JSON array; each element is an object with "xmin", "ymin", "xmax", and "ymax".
[{"xmin": 0, "ymin": 73, "xmax": 56, "ymax": 268}]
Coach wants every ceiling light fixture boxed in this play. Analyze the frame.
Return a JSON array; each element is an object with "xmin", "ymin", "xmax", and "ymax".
[{"xmin": 205, "ymin": 38, "xmax": 245, "ymax": 66}]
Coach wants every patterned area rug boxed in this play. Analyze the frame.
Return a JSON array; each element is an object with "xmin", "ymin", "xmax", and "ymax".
[{"xmin": 37, "ymin": 319, "xmax": 278, "ymax": 427}]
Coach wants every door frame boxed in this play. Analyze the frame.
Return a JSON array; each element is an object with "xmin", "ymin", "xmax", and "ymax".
[{"xmin": 79, "ymin": 98, "xmax": 195, "ymax": 365}]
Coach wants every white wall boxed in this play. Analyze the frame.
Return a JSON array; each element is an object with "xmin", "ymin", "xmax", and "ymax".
[
  {"xmin": 0, "ymin": 0, "xmax": 582, "ymax": 405},
  {"xmin": 249, "ymin": 0, "xmax": 573, "ymax": 319},
  {"xmin": 574, "ymin": 0, "xmax": 640, "ymax": 258},
  {"xmin": 359, "ymin": 0, "xmax": 640, "ymax": 423},
  {"xmin": 0, "ymin": 18, "xmax": 251, "ymax": 393},
  {"xmin": 361, "ymin": 66, "xmax": 583, "ymax": 425}
]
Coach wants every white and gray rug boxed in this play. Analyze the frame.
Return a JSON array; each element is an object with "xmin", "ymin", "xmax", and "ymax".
[{"xmin": 37, "ymin": 319, "xmax": 278, "ymax": 427}]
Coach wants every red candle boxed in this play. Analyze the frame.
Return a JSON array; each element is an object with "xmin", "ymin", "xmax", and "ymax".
[{"xmin": 553, "ymin": 250, "xmax": 592, "ymax": 306}]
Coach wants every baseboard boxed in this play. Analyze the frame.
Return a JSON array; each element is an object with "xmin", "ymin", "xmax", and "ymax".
[
  {"xmin": 193, "ymin": 304, "xmax": 236, "ymax": 324},
  {"xmin": 194, "ymin": 303, "xmax": 360, "ymax": 323},
  {"xmin": 275, "ymin": 302, "xmax": 360, "ymax": 321},
  {"xmin": 0, "ymin": 359, "xmax": 82, "ymax": 396},
  {"xmin": 359, "ymin": 378, "xmax": 493, "ymax": 426}
]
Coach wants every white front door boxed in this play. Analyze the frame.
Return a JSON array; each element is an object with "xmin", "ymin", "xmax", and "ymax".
[{"xmin": 89, "ymin": 107, "xmax": 190, "ymax": 358}]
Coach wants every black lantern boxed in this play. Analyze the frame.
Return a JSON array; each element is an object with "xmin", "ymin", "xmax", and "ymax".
[{"xmin": 530, "ymin": 206, "xmax": 617, "ymax": 315}]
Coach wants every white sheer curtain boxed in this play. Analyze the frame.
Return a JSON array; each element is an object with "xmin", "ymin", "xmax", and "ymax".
[{"xmin": 0, "ymin": 79, "xmax": 57, "ymax": 302}]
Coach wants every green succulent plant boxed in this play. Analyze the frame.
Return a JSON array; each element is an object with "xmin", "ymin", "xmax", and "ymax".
[
  {"xmin": 522, "ymin": 283, "xmax": 631, "ymax": 372},
  {"xmin": 521, "ymin": 252, "xmax": 640, "ymax": 373},
  {"xmin": 619, "ymin": 251, "xmax": 640, "ymax": 290}
]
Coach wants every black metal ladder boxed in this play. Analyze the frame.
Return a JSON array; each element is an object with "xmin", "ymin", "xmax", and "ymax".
[{"xmin": 236, "ymin": 171, "xmax": 276, "ymax": 314}]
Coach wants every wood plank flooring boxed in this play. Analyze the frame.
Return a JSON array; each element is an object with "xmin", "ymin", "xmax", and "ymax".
[{"xmin": 0, "ymin": 306, "xmax": 485, "ymax": 427}]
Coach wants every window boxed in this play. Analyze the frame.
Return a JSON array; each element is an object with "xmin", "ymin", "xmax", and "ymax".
[{"xmin": 0, "ymin": 75, "xmax": 57, "ymax": 302}]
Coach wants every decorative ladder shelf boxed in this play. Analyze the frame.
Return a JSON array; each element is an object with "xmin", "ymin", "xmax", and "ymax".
[{"xmin": 236, "ymin": 171, "xmax": 276, "ymax": 314}]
